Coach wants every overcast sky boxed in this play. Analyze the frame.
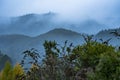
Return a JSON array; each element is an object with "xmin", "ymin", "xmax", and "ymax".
[
  {"xmin": 0, "ymin": 0, "xmax": 120, "ymax": 17},
  {"xmin": 0, "ymin": 0, "xmax": 120, "ymax": 28}
]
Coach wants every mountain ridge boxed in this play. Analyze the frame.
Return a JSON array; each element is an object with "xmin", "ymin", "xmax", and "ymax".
[
  {"xmin": 0, "ymin": 12, "xmax": 109, "ymax": 36},
  {"xmin": 0, "ymin": 28, "xmax": 84, "ymax": 64},
  {"xmin": 0, "ymin": 28, "xmax": 120, "ymax": 64}
]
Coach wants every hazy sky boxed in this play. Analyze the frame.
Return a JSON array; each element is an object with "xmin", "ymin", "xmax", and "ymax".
[
  {"xmin": 0, "ymin": 0, "xmax": 120, "ymax": 18},
  {"xmin": 0, "ymin": 0, "xmax": 120, "ymax": 32}
]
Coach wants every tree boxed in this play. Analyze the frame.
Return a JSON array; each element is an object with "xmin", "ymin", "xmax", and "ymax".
[
  {"xmin": 1, "ymin": 37, "xmax": 120, "ymax": 80},
  {"xmin": 13, "ymin": 63, "xmax": 25, "ymax": 80},
  {"xmin": 0, "ymin": 61, "xmax": 13, "ymax": 80},
  {"xmin": 88, "ymin": 51, "xmax": 120, "ymax": 80}
]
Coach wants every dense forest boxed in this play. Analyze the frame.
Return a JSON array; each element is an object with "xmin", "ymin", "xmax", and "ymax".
[{"xmin": 0, "ymin": 35, "xmax": 120, "ymax": 80}]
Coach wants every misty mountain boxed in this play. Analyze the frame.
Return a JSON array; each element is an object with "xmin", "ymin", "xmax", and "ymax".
[
  {"xmin": 0, "ymin": 28, "xmax": 84, "ymax": 64},
  {"xmin": 69, "ymin": 19, "xmax": 108, "ymax": 34},
  {"xmin": 94, "ymin": 28, "xmax": 120, "ymax": 46},
  {"xmin": 0, "ymin": 13, "xmax": 108, "ymax": 36},
  {"xmin": 0, "ymin": 28, "xmax": 120, "ymax": 64},
  {"xmin": 0, "ymin": 12, "xmax": 57, "ymax": 36}
]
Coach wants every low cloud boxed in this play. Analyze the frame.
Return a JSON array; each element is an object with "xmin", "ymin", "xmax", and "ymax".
[{"xmin": 0, "ymin": 0, "xmax": 120, "ymax": 35}]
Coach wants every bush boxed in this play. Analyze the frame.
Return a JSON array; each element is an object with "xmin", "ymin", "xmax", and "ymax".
[{"xmin": 0, "ymin": 38, "xmax": 120, "ymax": 80}]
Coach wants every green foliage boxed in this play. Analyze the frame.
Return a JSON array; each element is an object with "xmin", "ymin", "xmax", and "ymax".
[
  {"xmin": 73, "ymin": 41, "xmax": 114, "ymax": 68},
  {"xmin": 43, "ymin": 40, "xmax": 75, "ymax": 80},
  {"xmin": 0, "ymin": 61, "xmax": 13, "ymax": 80},
  {"xmin": 0, "ymin": 62, "xmax": 25, "ymax": 80},
  {"xmin": 88, "ymin": 51, "xmax": 120, "ymax": 80},
  {"xmin": 13, "ymin": 63, "xmax": 25, "ymax": 80},
  {"xmin": 0, "ymin": 36, "xmax": 120, "ymax": 80},
  {"xmin": 20, "ymin": 48, "xmax": 41, "ymax": 80}
]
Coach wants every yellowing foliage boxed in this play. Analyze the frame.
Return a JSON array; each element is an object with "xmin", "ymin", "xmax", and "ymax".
[
  {"xmin": 0, "ymin": 62, "xmax": 25, "ymax": 80},
  {"xmin": 13, "ymin": 63, "xmax": 25, "ymax": 80},
  {"xmin": 0, "ymin": 71, "xmax": 2, "ymax": 80}
]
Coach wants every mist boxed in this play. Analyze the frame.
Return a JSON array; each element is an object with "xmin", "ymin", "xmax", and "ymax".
[
  {"xmin": 1, "ymin": 0, "xmax": 120, "ymax": 65},
  {"xmin": 0, "ymin": 0, "xmax": 120, "ymax": 35}
]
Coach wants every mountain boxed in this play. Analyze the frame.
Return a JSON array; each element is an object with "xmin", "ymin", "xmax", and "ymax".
[
  {"xmin": 0, "ymin": 12, "xmax": 57, "ymax": 36},
  {"xmin": 69, "ymin": 19, "xmax": 108, "ymax": 34},
  {"xmin": 0, "ymin": 28, "xmax": 120, "ymax": 64},
  {"xmin": 0, "ymin": 34, "xmax": 32, "ymax": 64},
  {"xmin": 0, "ymin": 13, "xmax": 108, "ymax": 36},
  {"xmin": 94, "ymin": 28, "xmax": 120, "ymax": 46},
  {"xmin": 0, "ymin": 28, "xmax": 84, "ymax": 64}
]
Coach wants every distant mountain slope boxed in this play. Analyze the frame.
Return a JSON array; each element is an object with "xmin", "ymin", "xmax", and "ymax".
[
  {"xmin": 0, "ymin": 52, "xmax": 12, "ymax": 71},
  {"xmin": 38, "ymin": 28, "xmax": 81, "ymax": 38},
  {"xmin": 0, "ymin": 13, "xmax": 108, "ymax": 36},
  {"xmin": 69, "ymin": 19, "xmax": 108, "ymax": 34},
  {"xmin": 94, "ymin": 28, "xmax": 120, "ymax": 46},
  {"xmin": 0, "ymin": 28, "xmax": 119, "ymax": 64},
  {"xmin": 0, "ymin": 28, "xmax": 84, "ymax": 64},
  {"xmin": 0, "ymin": 12, "xmax": 57, "ymax": 36}
]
